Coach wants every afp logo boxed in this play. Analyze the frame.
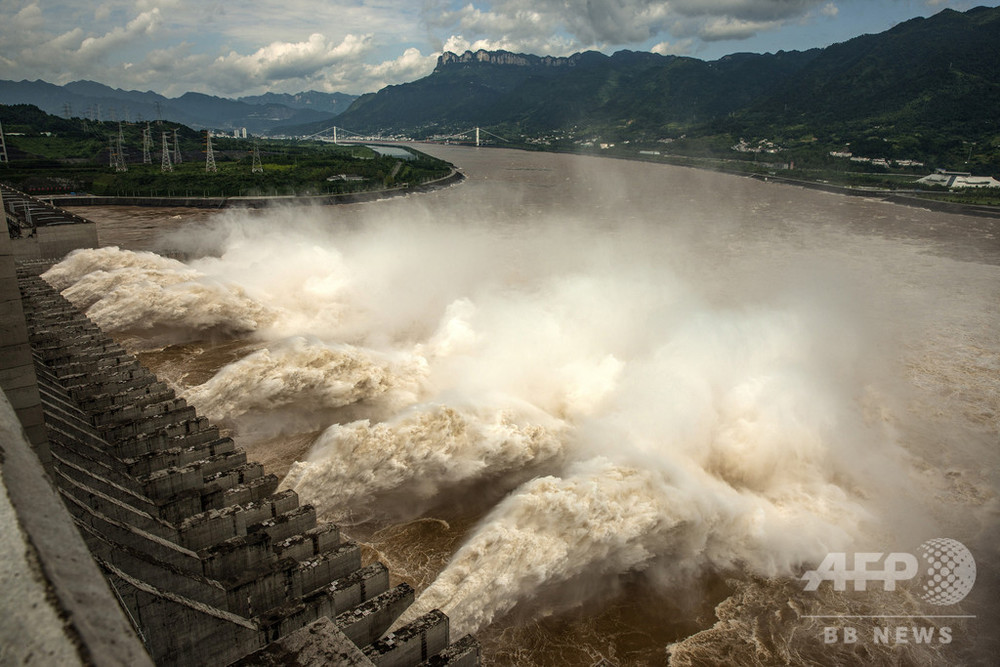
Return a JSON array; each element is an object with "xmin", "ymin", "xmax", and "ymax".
[{"xmin": 802, "ymin": 538, "xmax": 976, "ymax": 605}]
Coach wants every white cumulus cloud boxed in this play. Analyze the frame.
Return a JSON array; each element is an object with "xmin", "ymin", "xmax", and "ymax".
[{"xmin": 426, "ymin": 0, "xmax": 830, "ymax": 54}]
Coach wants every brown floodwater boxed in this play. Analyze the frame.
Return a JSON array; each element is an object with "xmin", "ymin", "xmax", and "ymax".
[{"xmin": 58, "ymin": 145, "xmax": 998, "ymax": 665}]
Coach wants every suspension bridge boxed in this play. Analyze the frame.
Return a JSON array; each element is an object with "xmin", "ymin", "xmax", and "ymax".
[{"xmin": 300, "ymin": 125, "xmax": 508, "ymax": 147}]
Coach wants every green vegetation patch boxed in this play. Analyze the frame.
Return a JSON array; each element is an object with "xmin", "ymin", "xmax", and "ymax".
[{"xmin": 1, "ymin": 104, "xmax": 452, "ymax": 198}]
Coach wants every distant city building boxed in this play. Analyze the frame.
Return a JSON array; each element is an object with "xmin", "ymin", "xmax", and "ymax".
[
  {"xmin": 732, "ymin": 138, "xmax": 782, "ymax": 153},
  {"xmin": 241, "ymin": 127, "xmax": 248, "ymax": 139},
  {"xmin": 917, "ymin": 169, "xmax": 1000, "ymax": 188}
]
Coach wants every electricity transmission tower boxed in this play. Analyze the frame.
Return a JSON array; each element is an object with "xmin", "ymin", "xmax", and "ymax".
[
  {"xmin": 114, "ymin": 140, "xmax": 128, "ymax": 172},
  {"xmin": 161, "ymin": 132, "xmax": 173, "ymax": 172},
  {"xmin": 173, "ymin": 129, "xmax": 182, "ymax": 164},
  {"xmin": 205, "ymin": 131, "xmax": 217, "ymax": 173},
  {"xmin": 111, "ymin": 125, "xmax": 127, "ymax": 172},
  {"xmin": 142, "ymin": 124, "xmax": 152, "ymax": 164},
  {"xmin": 251, "ymin": 140, "xmax": 262, "ymax": 173},
  {"xmin": 0, "ymin": 120, "xmax": 8, "ymax": 166}
]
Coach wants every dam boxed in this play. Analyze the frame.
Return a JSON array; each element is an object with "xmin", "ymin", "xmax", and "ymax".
[
  {"xmin": 7, "ymin": 142, "xmax": 998, "ymax": 664},
  {"xmin": 0, "ymin": 185, "xmax": 479, "ymax": 665}
]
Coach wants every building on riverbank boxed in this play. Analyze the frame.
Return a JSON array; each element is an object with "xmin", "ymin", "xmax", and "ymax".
[{"xmin": 917, "ymin": 169, "xmax": 1000, "ymax": 188}]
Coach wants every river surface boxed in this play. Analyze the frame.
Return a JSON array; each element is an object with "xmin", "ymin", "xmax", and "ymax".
[{"xmin": 56, "ymin": 145, "xmax": 999, "ymax": 665}]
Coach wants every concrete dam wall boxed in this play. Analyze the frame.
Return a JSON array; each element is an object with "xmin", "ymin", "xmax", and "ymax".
[{"xmin": 0, "ymin": 186, "xmax": 478, "ymax": 666}]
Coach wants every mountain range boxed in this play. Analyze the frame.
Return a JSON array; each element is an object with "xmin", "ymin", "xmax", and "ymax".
[
  {"xmin": 324, "ymin": 4, "xmax": 999, "ymax": 164},
  {"xmin": 0, "ymin": 79, "xmax": 357, "ymax": 134},
  {"xmin": 1, "ymin": 5, "xmax": 998, "ymax": 172}
]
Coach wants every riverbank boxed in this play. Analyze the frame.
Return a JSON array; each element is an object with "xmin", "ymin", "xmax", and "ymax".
[
  {"xmin": 483, "ymin": 142, "xmax": 1000, "ymax": 220},
  {"xmin": 746, "ymin": 172, "xmax": 1000, "ymax": 220},
  {"xmin": 42, "ymin": 167, "xmax": 465, "ymax": 210}
]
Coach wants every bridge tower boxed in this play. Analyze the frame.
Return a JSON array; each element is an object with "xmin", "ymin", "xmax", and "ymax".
[
  {"xmin": 205, "ymin": 131, "xmax": 217, "ymax": 173},
  {"xmin": 476, "ymin": 127, "xmax": 480, "ymax": 147},
  {"xmin": 160, "ymin": 131, "xmax": 173, "ymax": 172}
]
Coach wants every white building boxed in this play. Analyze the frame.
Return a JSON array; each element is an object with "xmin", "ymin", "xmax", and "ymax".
[{"xmin": 917, "ymin": 169, "xmax": 1000, "ymax": 188}]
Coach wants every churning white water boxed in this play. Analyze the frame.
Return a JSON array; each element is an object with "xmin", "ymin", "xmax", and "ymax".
[{"xmin": 47, "ymin": 146, "xmax": 999, "ymax": 664}]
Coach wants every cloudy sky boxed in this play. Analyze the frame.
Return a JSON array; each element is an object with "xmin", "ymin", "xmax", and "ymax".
[{"xmin": 0, "ymin": 0, "xmax": 992, "ymax": 97}]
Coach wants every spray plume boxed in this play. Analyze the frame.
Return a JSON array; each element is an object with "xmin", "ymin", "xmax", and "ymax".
[{"xmin": 43, "ymin": 193, "xmax": 930, "ymax": 641}]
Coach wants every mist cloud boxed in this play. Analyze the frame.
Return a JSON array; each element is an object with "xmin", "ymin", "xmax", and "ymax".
[{"xmin": 46, "ymin": 191, "xmax": 922, "ymax": 639}]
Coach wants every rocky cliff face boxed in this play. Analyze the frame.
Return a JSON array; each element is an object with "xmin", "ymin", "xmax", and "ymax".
[{"xmin": 435, "ymin": 49, "xmax": 582, "ymax": 70}]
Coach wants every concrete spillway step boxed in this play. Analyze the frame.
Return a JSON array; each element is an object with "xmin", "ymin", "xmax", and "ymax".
[
  {"xmin": 13, "ymin": 256, "xmax": 480, "ymax": 666},
  {"xmin": 77, "ymin": 380, "xmax": 176, "ymax": 414},
  {"xmin": 111, "ymin": 421, "xmax": 222, "ymax": 460},
  {"xmin": 97, "ymin": 403, "xmax": 198, "ymax": 440},
  {"xmin": 364, "ymin": 610, "xmax": 450, "ymax": 666},
  {"xmin": 253, "ymin": 563, "xmax": 392, "ymax": 650},
  {"xmin": 178, "ymin": 489, "xmax": 299, "ymax": 551},
  {"xmin": 123, "ymin": 436, "xmax": 236, "ymax": 478},
  {"xmin": 337, "ymin": 585, "xmax": 415, "ymax": 650},
  {"xmin": 159, "ymin": 471, "xmax": 281, "ymax": 524},
  {"xmin": 139, "ymin": 450, "xmax": 250, "ymax": 500},
  {"xmin": 31, "ymin": 329, "xmax": 112, "ymax": 351},
  {"xmin": 416, "ymin": 634, "xmax": 481, "ymax": 666},
  {"xmin": 199, "ymin": 522, "xmax": 340, "ymax": 581},
  {"xmin": 59, "ymin": 366, "xmax": 157, "ymax": 393},
  {"xmin": 45, "ymin": 355, "xmax": 142, "ymax": 380},
  {"xmin": 113, "ymin": 414, "xmax": 215, "ymax": 447},
  {"xmin": 246, "ymin": 504, "xmax": 318, "ymax": 544},
  {"xmin": 195, "ymin": 503, "xmax": 321, "ymax": 576},
  {"xmin": 273, "ymin": 523, "xmax": 341, "ymax": 562},
  {"xmin": 224, "ymin": 541, "xmax": 363, "ymax": 617},
  {"xmin": 92, "ymin": 396, "xmax": 192, "ymax": 429}
]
